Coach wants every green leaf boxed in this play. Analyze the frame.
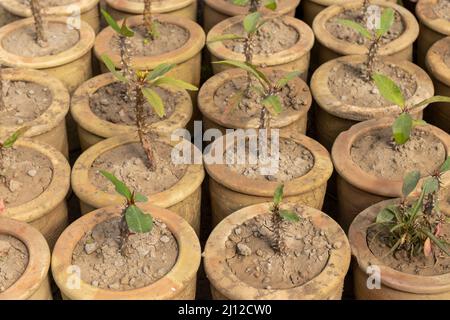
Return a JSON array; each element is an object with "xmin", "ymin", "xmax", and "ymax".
[
  {"xmin": 125, "ymin": 205, "xmax": 153, "ymax": 233},
  {"xmin": 376, "ymin": 8, "xmax": 395, "ymax": 38},
  {"xmin": 372, "ymin": 73, "xmax": 405, "ymax": 108},
  {"xmin": 243, "ymin": 12, "xmax": 261, "ymax": 34},
  {"xmin": 264, "ymin": 0, "xmax": 277, "ymax": 10},
  {"xmin": 392, "ymin": 113, "xmax": 413, "ymax": 145},
  {"xmin": 146, "ymin": 63, "xmax": 176, "ymax": 81},
  {"xmin": 273, "ymin": 184, "xmax": 284, "ymax": 205},
  {"xmin": 412, "ymin": 119, "xmax": 427, "ymax": 126},
  {"xmin": 101, "ymin": 54, "xmax": 128, "ymax": 83},
  {"xmin": 376, "ymin": 207, "xmax": 395, "ymax": 224},
  {"xmin": 100, "ymin": 170, "xmax": 132, "ymax": 200},
  {"xmin": 276, "ymin": 71, "xmax": 301, "ymax": 88},
  {"xmin": 440, "ymin": 157, "xmax": 450, "ymax": 173},
  {"xmin": 133, "ymin": 192, "xmax": 148, "ymax": 203},
  {"xmin": 262, "ymin": 95, "xmax": 282, "ymax": 115},
  {"xmin": 208, "ymin": 34, "xmax": 245, "ymax": 43},
  {"xmin": 101, "ymin": 9, "xmax": 122, "ymax": 35},
  {"xmin": 120, "ymin": 18, "xmax": 134, "ymax": 37},
  {"xmin": 423, "ymin": 177, "xmax": 439, "ymax": 195},
  {"xmin": 412, "ymin": 96, "xmax": 450, "ymax": 110},
  {"xmin": 142, "ymin": 87, "xmax": 165, "ymax": 117},
  {"xmin": 280, "ymin": 210, "xmax": 300, "ymax": 222},
  {"xmin": 1, "ymin": 126, "xmax": 30, "ymax": 148},
  {"xmin": 337, "ymin": 19, "xmax": 372, "ymax": 39},
  {"xmin": 213, "ymin": 60, "xmax": 270, "ymax": 86},
  {"xmin": 402, "ymin": 170, "xmax": 420, "ymax": 197},
  {"xmin": 153, "ymin": 77, "xmax": 198, "ymax": 91},
  {"xmin": 420, "ymin": 228, "xmax": 450, "ymax": 256},
  {"xmin": 232, "ymin": 0, "xmax": 249, "ymax": 6}
]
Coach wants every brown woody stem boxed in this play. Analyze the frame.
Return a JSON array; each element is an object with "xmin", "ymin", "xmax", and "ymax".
[
  {"xmin": 135, "ymin": 88, "xmax": 156, "ymax": 171},
  {"xmin": 118, "ymin": 35, "xmax": 135, "ymax": 100},
  {"xmin": 363, "ymin": 36, "xmax": 380, "ymax": 81},
  {"xmin": 143, "ymin": 0, "xmax": 154, "ymax": 38},
  {"xmin": 30, "ymin": 0, "xmax": 48, "ymax": 48},
  {"xmin": 271, "ymin": 204, "xmax": 287, "ymax": 255},
  {"xmin": 250, "ymin": 0, "xmax": 261, "ymax": 12}
]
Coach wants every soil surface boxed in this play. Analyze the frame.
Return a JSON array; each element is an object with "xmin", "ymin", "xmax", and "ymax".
[
  {"xmin": 90, "ymin": 141, "xmax": 186, "ymax": 196},
  {"xmin": 368, "ymin": 223, "xmax": 450, "ymax": 276},
  {"xmin": 2, "ymin": 22, "xmax": 79, "ymax": 57},
  {"xmin": 72, "ymin": 216, "xmax": 178, "ymax": 290},
  {"xmin": 223, "ymin": 17, "xmax": 299, "ymax": 55},
  {"xmin": 110, "ymin": 22, "xmax": 188, "ymax": 57},
  {"xmin": 0, "ymin": 147, "xmax": 53, "ymax": 207},
  {"xmin": 225, "ymin": 137, "xmax": 314, "ymax": 182},
  {"xmin": 326, "ymin": 7, "xmax": 405, "ymax": 46},
  {"xmin": 328, "ymin": 61, "xmax": 417, "ymax": 108},
  {"xmin": 226, "ymin": 208, "xmax": 333, "ymax": 289},
  {"xmin": 89, "ymin": 82, "xmax": 179, "ymax": 126},
  {"xmin": 213, "ymin": 73, "xmax": 309, "ymax": 123},
  {"xmin": 0, "ymin": 81, "xmax": 52, "ymax": 126},
  {"xmin": 430, "ymin": 0, "xmax": 450, "ymax": 20},
  {"xmin": 351, "ymin": 127, "xmax": 446, "ymax": 180},
  {"xmin": 18, "ymin": 0, "xmax": 75, "ymax": 6},
  {"xmin": 0, "ymin": 235, "xmax": 28, "ymax": 292}
]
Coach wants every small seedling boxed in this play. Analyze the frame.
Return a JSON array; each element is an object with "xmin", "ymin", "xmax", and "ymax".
[
  {"xmin": 100, "ymin": 171, "xmax": 152, "ymax": 253},
  {"xmin": 375, "ymin": 158, "xmax": 450, "ymax": 258},
  {"xmin": 214, "ymin": 60, "xmax": 299, "ymax": 128},
  {"xmin": 30, "ymin": 0, "xmax": 47, "ymax": 48},
  {"xmin": 143, "ymin": 0, "xmax": 159, "ymax": 40},
  {"xmin": 372, "ymin": 73, "xmax": 450, "ymax": 145},
  {"xmin": 232, "ymin": 0, "xmax": 277, "ymax": 13},
  {"xmin": 338, "ymin": 7, "xmax": 394, "ymax": 81},
  {"xmin": 270, "ymin": 184, "xmax": 299, "ymax": 254},
  {"xmin": 0, "ymin": 127, "xmax": 30, "ymax": 152}
]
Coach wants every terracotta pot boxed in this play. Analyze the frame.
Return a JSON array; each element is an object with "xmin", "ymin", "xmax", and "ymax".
[
  {"xmin": 0, "ymin": 4, "xmax": 16, "ymax": 27},
  {"xmin": 204, "ymin": 202, "xmax": 351, "ymax": 299},
  {"xmin": 94, "ymin": 14, "xmax": 205, "ymax": 87},
  {"xmin": 332, "ymin": 117, "xmax": 450, "ymax": 232},
  {"xmin": 0, "ymin": 68, "xmax": 70, "ymax": 157},
  {"xmin": 425, "ymin": 36, "xmax": 450, "ymax": 133},
  {"xmin": 104, "ymin": 0, "xmax": 197, "ymax": 22},
  {"xmin": 416, "ymin": 0, "xmax": 450, "ymax": 68},
  {"xmin": 301, "ymin": 0, "xmax": 397, "ymax": 26},
  {"xmin": 198, "ymin": 67, "xmax": 312, "ymax": 136},
  {"xmin": 52, "ymin": 203, "xmax": 201, "ymax": 300},
  {"xmin": 204, "ymin": 131, "xmax": 333, "ymax": 226},
  {"xmin": 71, "ymin": 133, "xmax": 204, "ymax": 233},
  {"xmin": 349, "ymin": 199, "xmax": 450, "ymax": 299},
  {"xmin": 313, "ymin": 0, "xmax": 419, "ymax": 65},
  {"xmin": 206, "ymin": 14, "xmax": 314, "ymax": 81},
  {"xmin": 1, "ymin": 139, "xmax": 70, "ymax": 248},
  {"xmin": 71, "ymin": 72, "xmax": 193, "ymax": 151},
  {"xmin": 311, "ymin": 55, "xmax": 434, "ymax": 151},
  {"xmin": 0, "ymin": 17, "xmax": 95, "ymax": 93},
  {"xmin": 0, "ymin": 0, "xmax": 101, "ymax": 33},
  {"xmin": 0, "ymin": 217, "xmax": 51, "ymax": 300},
  {"xmin": 203, "ymin": 0, "xmax": 301, "ymax": 34}
]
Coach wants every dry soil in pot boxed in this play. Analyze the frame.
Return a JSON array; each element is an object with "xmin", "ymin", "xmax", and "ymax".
[{"xmin": 0, "ymin": 235, "xmax": 28, "ymax": 293}]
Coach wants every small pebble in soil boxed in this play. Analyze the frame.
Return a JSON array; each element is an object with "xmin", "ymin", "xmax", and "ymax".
[{"xmin": 236, "ymin": 243, "xmax": 252, "ymax": 256}]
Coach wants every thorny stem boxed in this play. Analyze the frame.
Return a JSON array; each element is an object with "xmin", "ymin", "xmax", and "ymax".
[
  {"xmin": 249, "ymin": 0, "xmax": 261, "ymax": 12},
  {"xmin": 134, "ymin": 87, "xmax": 156, "ymax": 171},
  {"xmin": 271, "ymin": 203, "xmax": 287, "ymax": 255},
  {"xmin": 243, "ymin": 33, "xmax": 256, "ymax": 99},
  {"xmin": 118, "ymin": 210, "xmax": 130, "ymax": 254},
  {"xmin": 143, "ymin": 0, "xmax": 154, "ymax": 39},
  {"xmin": 118, "ymin": 35, "xmax": 135, "ymax": 100},
  {"xmin": 363, "ymin": 35, "xmax": 380, "ymax": 81},
  {"xmin": 30, "ymin": 0, "xmax": 48, "ymax": 48}
]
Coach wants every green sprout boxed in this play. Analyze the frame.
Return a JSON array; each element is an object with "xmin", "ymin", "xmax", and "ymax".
[
  {"xmin": 375, "ymin": 158, "xmax": 450, "ymax": 258},
  {"xmin": 232, "ymin": 0, "xmax": 277, "ymax": 13},
  {"xmin": 372, "ymin": 73, "xmax": 450, "ymax": 145},
  {"xmin": 100, "ymin": 171, "xmax": 152, "ymax": 253},
  {"xmin": 338, "ymin": 7, "xmax": 394, "ymax": 81},
  {"xmin": 271, "ymin": 184, "xmax": 300, "ymax": 254},
  {"xmin": 0, "ymin": 127, "xmax": 30, "ymax": 151}
]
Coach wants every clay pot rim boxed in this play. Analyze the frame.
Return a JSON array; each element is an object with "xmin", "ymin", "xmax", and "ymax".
[
  {"xmin": 204, "ymin": 202, "xmax": 351, "ymax": 300},
  {"xmin": 0, "ymin": 0, "xmax": 99, "ymax": 16},
  {"xmin": 426, "ymin": 36, "xmax": 450, "ymax": 86},
  {"xmin": 51, "ymin": 204, "xmax": 201, "ymax": 299},
  {"xmin": 310, "ymin": 55, "xmax": 435, "ymax": 121},
  {"xmin": 197, "ymin": 67, "xmax": 312, "ymax": 129},
  {"xmin": 312, "ymin": 0, "xmax": 419, "ymax": 56},
  {"xmin": 349, "ymin": 199, "xmax": 450, "ymax": 294},
  {"xmin": 0, "ymin": 17, "xmax": 95, "ymax": 69},
  {"xmin": 204, "ymin": 0, "xmax": 300, "ymax": 16},
  {"xmin": 204, "ymin": 131, "xmax": 333, "ymax": 197},
  {"xmin": 71, "ymin": 72, "xmax": 193, "ymax": 139},
  {"xmin": 416, "ymin": 0, "xmax": 450, "ymax": 36},
  {"xmin": 106, "ymin": 0, "xmax": 195, "ymax": 14},
  {"xmin": 4, "ymin": 139, "xmax": 70, "ymax": 223},
  {"xmin": 0, "ymin": 68, "xmax": 70, "ymax": 138},
  {"xmin": 331, "ymin": 117, "xmax": 450, "ymax": 197},
  {"xmin": 0, "ymin": 217, "xmax": 50, "ymax": 300},
  {"xmin": 71, "ymin": 133, "xmax": 204, "ymax": 209},
  {"xmin": 94, "ymin": 14, "xmax": 205, "ymax": 68},
  {"xmin": 206, "ymin": 14, "xmax": 314, "ymax": 66}
]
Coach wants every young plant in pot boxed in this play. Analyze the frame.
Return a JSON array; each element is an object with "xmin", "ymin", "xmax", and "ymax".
[
  {"xmin": 349, "ymin": 164, "xmax": 450, "ymax": 299},
  {"xmin": 70, "ymin": 10, "xmax": 194, "ymax": 151},
  {"xmin": 331, "ymin": 73, "xmax": 450, "ymax": 232},
  {"xmin": 204, "ymin": 184, "xmax": 351, "ymax": 300},
  {"xmin": 52, "ymin": 171, "xmax": 201, "ymax": 299},
  {"xmin": 231, "ymin": 0, "xmax": 278, "ymax": 13}
]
